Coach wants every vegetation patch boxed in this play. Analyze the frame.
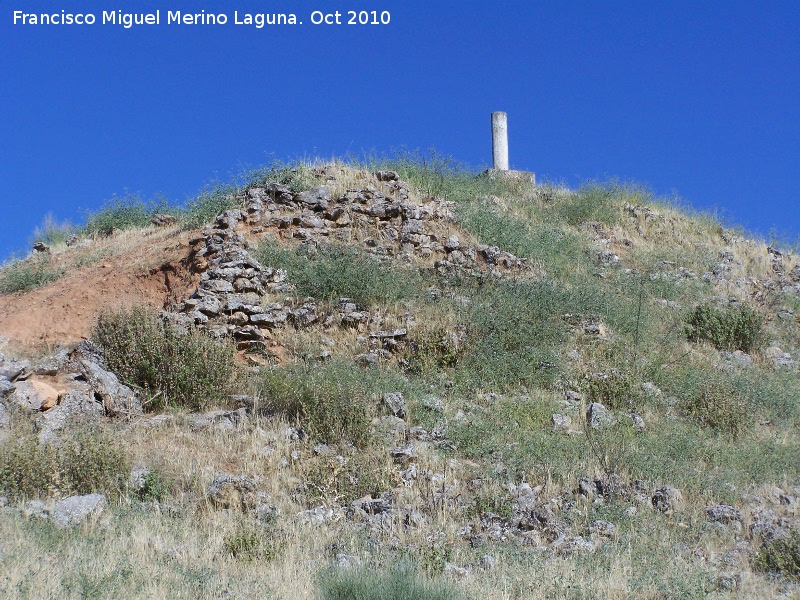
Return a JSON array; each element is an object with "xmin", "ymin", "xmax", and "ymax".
[
  {"xmin": 680, "ymin": 375, "xmax": 749, "ymax": 438},
  {"xmin": 317, "ymin": 561, "xmax": 466, "ymax": 600},
  {"xmin": 0, "ymin": 428, "xmax": 129, "ymax": 500},
  {"xmin": 255, "ymin": 242, "xmax": 424, "ymax": 308},
  {"xmin": 753, "ymin": 530, "xmax": 800, "ymax": 581},
  {"xmin": 685, "ymin": 303, "xmax": 763, "ymax": 352},
  {"xmin": 258, "ymin": 360, "xmax": 405, "ymax": 446},
  {"xmin": 0, "ymin": 254, "xmax": 64, "ymax": 294},
  {"xmin": 93, "ymin": 305, "xmax": 237, "ymax": 411}
]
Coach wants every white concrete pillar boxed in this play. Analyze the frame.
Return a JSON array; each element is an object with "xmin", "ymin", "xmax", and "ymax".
[{"xmin": 491, "ymin": 112, "xmax": 509, "ymax": 171}]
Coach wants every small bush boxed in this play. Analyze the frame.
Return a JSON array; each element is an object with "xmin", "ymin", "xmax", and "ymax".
[
  {"xmin": 301, "ymin": 447, "xmax": 398, "ymax": 506},
  {"xmin": 223, "ymin": 522, "xmax": 282, "ymax": 561},
  {"xmin": 681, "ymin": 376, "xmax": 749, "ymax": 438},
  {"xmin": 258, "ymin": 361, "xmax": 382, "ymax": 446},
  {"xmin": 31, "ymin": 212, "xmax": 77, "ymax": 247},
  {"xmin": 181, "ymin": 184, "xmax": 240, "ymax": 230},
  {"xmin": 85, "ymin": 193, "xmax": 166, "ymax": 235},
  {"xmin": 0, "ymin": 428, "xmax": 128, "ymax": 500},
  {"xmin": 685, "ymin": 303, "xmax": 763, "ymax": 352},
  {"xmin": 255, "ymin": 242, "xmax": 423, "ymax": 308},
  {"xmin": 0, "ymin": 254, "xmax": 64, "ymax": 293},
  {"xmin": 584, "ymin": 369, "xmax": 641, "ymax": 411},
  {"xmin": 318, "ymin": 561, "xmax": 466, "ymax": 600},
  {"xmin": 556, "ymin": 183, "xmax": 625, "ymax": 226},
  {"xmin": 59, "ymin": 429, "xmax": 130, "ymax": 496},
  {"xmin": 93, "ymin": 305, "xmax": 236, "ymax": 411},
  {"xmin": 753, "ymin": 530, "xmax": 800, "ymax": 581}
]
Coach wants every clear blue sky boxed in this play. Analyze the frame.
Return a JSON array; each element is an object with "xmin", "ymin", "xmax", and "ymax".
[{"xmin": 2, "ymin": 1, "xmax": 798, "ymax": 260}]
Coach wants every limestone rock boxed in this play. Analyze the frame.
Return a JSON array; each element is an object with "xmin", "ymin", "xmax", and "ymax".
[
  {"xmin": 0, "ymin": 376, "xmax": 16, "ymax": 399},
  {"xmin": 51, "ymin": 494, "xmax": 106, "ymax": 528},
  {"xmin": 11, "ymin": 380, "xmax": 59, "ymax": 411},
  {"xmin": 706, "ymin": 504, "xmax": 741, "ymax": 524},
  {"xmin": 206, "ymin": 473, "xmax": 258, "ymax": 511},
  {"xmin": 79, "ymin": 359, "xmax": 142, "ymax": 416},
  {"xmin": 652, "ymin": 486, "xmax": 684, "ymax": 514},
  {"xmin": 552, "ymin": 413, "xmax": 571, "ymax": 431},
  {"xmin": 38, "ymin": 390, "xmax": 103, "ymax": 444},
  {"xmin": 587, "ymin": 402, "xmax": 615, "ymax": 430},
  {"xmin": 381, "ymin": 392, "xmax": 406, "ymax": 418},
  {"xmin": 151, "ymin": 213, "xmax": 178, "ymax": 227}
]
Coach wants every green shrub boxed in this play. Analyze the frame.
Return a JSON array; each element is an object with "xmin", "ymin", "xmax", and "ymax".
[
  {"xmin": 318, "ymin": 561, "xmax": 466, "ymax": 600},
  {"xmin": 223, "ymin": 522, "xmax": 282, "ymax": 561},
  {"xmin": 555, "ymin": 183, "xmax": 625, "ymax": 226},
  {"xmin": 93, "ymin": 305, "xmax": 236, "ymax": 411},
  {"xmin": 584, "ymin": 369, "xmax": 641, "ymax": 411},
  {"xmin": 131, "ymin": 468, "xmax": 167, "ymax": 502},
  {"xmin": 753, "ymin": 530, "xmax": 800, "ymax": 581},
  {"xmin": 0, "ymin": 254, "xmax": 64, "ymax": 293},
  {"xmin": 403, "ymin": 326, "xmax": 465, "ymax": 375},
  {"xmin": 451, "ymin": 280, "xmax": 611, "ymax": 391},
  {"xmin": 258, "ymin": 361, "xmax": 387, "ymax": 446},
  {"xmin": 31, "ymin": 213, "xmax": 78, "ymax": 247},
  {"xmin": 0, "ymin": 428, "xmax": 128, "ymax": 500},
  {"xmin": 59, "ymin": 428, "xmax": 129, "ymax": 496},
  {"xmin": 255, "ymin": 242, "xmax": 423, "ymax": 308},
  {"xmin": 685, "ymin": 303, "xmax": 763, "ymax": 352},
  {"xmin": 680, "ymin": 376, "xmax": 749, "ymax": 438},
  {"xmin": 301, "ymin": 447, "xmax": 398, "ymax": 506},
  {"xmin": 85, "ymin": 193, "xmax": 166, "ymax": 235},
  {"xmin": 180, "ymin": 184, "xmax": 240, "ymax": 230}
]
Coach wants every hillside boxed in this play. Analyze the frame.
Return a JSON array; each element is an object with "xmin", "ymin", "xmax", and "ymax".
[{"xmin": 1, "ymin": 159, "xmax": 799, "ymax": 599}]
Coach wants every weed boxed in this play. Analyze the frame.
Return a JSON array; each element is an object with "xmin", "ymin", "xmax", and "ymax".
[
  {"xmin": 255, "ymin": 242, "xmax": 424, "ymax": 307},
  {"xmin": 318, "ymin": 560, "xmax": 466, "ymax": 600},
  {"xmin": 583, "ymin": 369, "xmax": 641, "ymax": 411},
  {"xmin": 180, "ymin": 183, "xmax": 239, "ymax": 230},
  {"xmin": 93, "ymin": 305, "xmax": 237, "ymax": 411},
  {"xmin": 258, "ymin": 360, "xmax": 399, "ymax": 446},
  {"xmin": 685, "ymin": 303, "xmax": 763, "ymax": 352},
  {"xmin": 223, "ymin": 522, "xmax": 282, "ymax": 561},
  {"xmin": 85, "ymin": 193, "xmax": 166, "ymax": 235},
  {"xmin": 680, "ymin": 375, "xmax": 749, "ymax": 438},
  {"xmin": 30, "ymin": 212, "xmax": 77, "ymax": 247},
  {"xmin": 0, "ymin": 254, "xmax": 64, "ymax": 293},
  {"xmin": 301, "ymin": 446, "xmax": 399, "ymax": 506},
  {"xmin": 0, "ymin": 427, "xmax": 128, "ymax": 500},
  {"xmin": 753, "ymin": 530, "xmax": 800, "ymax": 581}
]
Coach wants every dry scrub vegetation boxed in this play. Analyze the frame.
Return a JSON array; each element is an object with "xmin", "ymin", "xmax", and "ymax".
[{"xmin": 1, "ymin": 155, "xmax": 800, "ymax": 599}]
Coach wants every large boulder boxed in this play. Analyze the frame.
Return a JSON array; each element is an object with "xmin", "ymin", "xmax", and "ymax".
[
  {"xmin": 51, "ymin": 494, "xmax": 107, "ymax": 528},
  {"xmin": 38, "ymin": 390, "xmax": 103, "ymax": 444},
  {"xmin": 206, "ymin": 473, "xmax": 258, "ymax": 511},
  {"xmin": 11, "ymin": 380, "xmax": 60, "ymax": 411},
  {"xmin": 79, "ymin": 360, "xmax": 142, "ymax": 416}
]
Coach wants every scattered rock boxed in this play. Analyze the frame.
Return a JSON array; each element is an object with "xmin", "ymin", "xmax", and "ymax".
[
  {"xmin": 334, "ymin": 553, "xmax": 362, "ymax": 568},
  {"xmin": 587, "ymin": 402, "xmax": 615, "ymax": 430},
  {"xmin": 588, "ymin": 519, "xmax": 618, "ymax": 539},
  {"xmin": 706, "ymin": 504, "xmax": 741, "ymax": 524},
  {"xmin": 551, "ymin": 413, "xmax": 571, "ymax": 431},
  {"xmin": 79, "ymin": 359, "xmax": 142, "ymax": 416},
  {"xmin": 652, "ymin": 486, "xmax": 684, "ymax": 514},
  {"xmin": 189, "ymin": 408, "xmax": 248, "ymax": 431},
  {"xmin": 381, "ymin": 392, "xmax": 406, "ymax": 418},
  {"xmin": 151, "ymin": 213, "xmax": 178, "ymax": 227},
  {"xmin": 206, "ymin": 473, "xmax": 258, "ymax": 511},
  {"xmin": 51, "ymin": 494, "xmax": 106, "ymax": 528},
  {"xmin": 443, "ymin": 562, "xmax": 470, "ymax": 578}
]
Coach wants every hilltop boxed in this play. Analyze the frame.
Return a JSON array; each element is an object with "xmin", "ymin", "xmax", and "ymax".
[{"xmin": 1, "ymin": 158, "xmax": 799, "ymax": 599}]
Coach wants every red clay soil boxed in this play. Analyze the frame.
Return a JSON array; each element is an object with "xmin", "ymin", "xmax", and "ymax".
[{"xmin": 0, "ymin": 231, "xmax": 200, "ymax": 351}]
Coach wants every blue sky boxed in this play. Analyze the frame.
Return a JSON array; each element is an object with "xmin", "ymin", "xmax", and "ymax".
[{"xmin": 2, "ymin": 1, "xmax": 798, "ymax": 260}]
